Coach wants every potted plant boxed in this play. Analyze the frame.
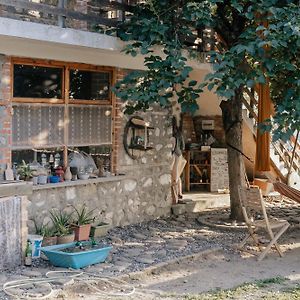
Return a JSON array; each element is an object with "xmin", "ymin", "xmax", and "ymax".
[
  {"xmin": 50, "ymin": 210, "xmax": 74, "ymax": 244},
  {"xmin": 34, "ymin": 220, "xmax": 57, "ymax": 246},
  {"xmin": 90, "ymin": 222, "xmax": 110, "ymax": 238},
  {"xmin": 17, "ymin": 160, "xmax": 33, "ymax": 181},
  {"xmin": 72, "ymin": 205, "xmax": 95, "ymax": 241}
]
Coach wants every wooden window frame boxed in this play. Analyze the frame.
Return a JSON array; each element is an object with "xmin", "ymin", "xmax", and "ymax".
[
  {"xmin": 11, "ymin": 57, "xmax": 115, "ymax": 166},
  {"xmin": 11, "ymin": 58, "xmax": 114, "ymax": 105}
]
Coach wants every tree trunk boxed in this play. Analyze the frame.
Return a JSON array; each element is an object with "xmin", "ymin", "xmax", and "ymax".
[{"xmin": 220, "ymin": 89, "xmax": 245, "ymax": 221}]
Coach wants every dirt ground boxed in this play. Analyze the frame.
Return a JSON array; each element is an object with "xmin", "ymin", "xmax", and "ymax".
[
  {"xmin": 47, "ymin": 234, "xmax": 300, "ymax": 300},
  {"xmin": 2, "ymin": 202, "xmax": 300, "ymax": 300}
]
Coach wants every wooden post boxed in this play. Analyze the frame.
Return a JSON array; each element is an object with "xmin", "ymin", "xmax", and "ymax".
[{"xmin": 58, "ymin": 0, "xmax": 66, "ymax": 28}]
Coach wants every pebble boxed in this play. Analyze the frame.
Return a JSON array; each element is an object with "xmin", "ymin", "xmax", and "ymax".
[
  {"xmin": 21, "ymin": 270, "xmax": 42, "ymax": 277},
  {"xmin": 135, "ymin": 256, "xmax": 156, "ymax": 264}
]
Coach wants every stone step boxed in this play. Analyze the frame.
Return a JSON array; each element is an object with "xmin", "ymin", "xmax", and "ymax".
[{"xmin": 172, "ymin": 195, "xmax": 230, "ymax": 216}]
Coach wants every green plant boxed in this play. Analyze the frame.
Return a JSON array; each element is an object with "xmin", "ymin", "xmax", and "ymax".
[
  {"xmin": 34, "ymin": 220, "xmax": 56, "ymax": 237},
  {"xmin": 49, "ymin": 210, "xmax": 73, "ymax": 236},
  {"xmin": 72, "ymin": 205, "xmax": 96, "ymax": 226},
  {"xmin": 17, "ymin": 160, "xmax": 33, "ymax": 180}
]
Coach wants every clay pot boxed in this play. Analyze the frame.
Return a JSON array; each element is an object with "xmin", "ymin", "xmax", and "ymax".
[
  {"xmin": 90, "ymin": 223, "xmax": 110, "ymax": 238},
  {"xmin": 74, "ymin": 224, "xmax": 91, "ymax": 241},
  {"xmin": 57, "ymin": 233, "xmax": 75, "ymax": 244},
  {"xmin": 42, "ymin": 236, "xmax": 57, "ymax": 246}
]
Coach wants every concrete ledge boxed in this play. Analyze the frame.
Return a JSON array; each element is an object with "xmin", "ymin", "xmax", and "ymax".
[
  {"xmin": 0, "ymin": 181, "xmax": 32, "ymax": 198},
  {"xmin": 32, "ymin": 174, "xmax": 127, "ymax": 190}
]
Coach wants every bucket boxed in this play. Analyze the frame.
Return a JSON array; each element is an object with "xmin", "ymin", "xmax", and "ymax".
[{"xmin": 28, "ymin": 234, "xmax": 43, "ymax": 258}]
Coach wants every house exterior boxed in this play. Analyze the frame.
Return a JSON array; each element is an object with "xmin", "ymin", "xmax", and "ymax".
[{"xmin": 0, "ymin": 0, "xmax": 220, "ymax": 240}]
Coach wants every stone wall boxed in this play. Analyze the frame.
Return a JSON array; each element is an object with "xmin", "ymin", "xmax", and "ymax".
[{"xmin": 28, "ymin": 109, "xmax": 173, "ymax": 232}]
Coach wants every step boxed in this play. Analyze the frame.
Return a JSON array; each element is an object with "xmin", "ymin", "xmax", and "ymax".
[{"xmin": 171, "ymin": 194, "xmax": 230, "ymax": 216}]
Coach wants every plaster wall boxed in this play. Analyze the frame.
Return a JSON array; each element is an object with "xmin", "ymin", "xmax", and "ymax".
[{"xmin": 189, "ymin": 69, "xmax": 222, "ymax": 117}]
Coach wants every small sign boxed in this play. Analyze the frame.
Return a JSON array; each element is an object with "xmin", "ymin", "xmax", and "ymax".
[{"xmin": 202, "ymin": 120, "xmax": 214, "ymax": 130}]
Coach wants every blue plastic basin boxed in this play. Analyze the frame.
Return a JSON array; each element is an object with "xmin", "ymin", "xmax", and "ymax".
[{"xmin": 40, "ymin": 242, "xmax": 112, "ymax": 269}]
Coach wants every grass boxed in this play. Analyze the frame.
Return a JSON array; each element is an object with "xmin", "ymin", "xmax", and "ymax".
[{"xmin": 180, "ymin": 276, "xmax": 300, "ymax": 300}]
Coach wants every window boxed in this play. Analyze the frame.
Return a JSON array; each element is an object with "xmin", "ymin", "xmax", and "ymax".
[
  {"xmin": 11, "ymin": 59, "xmax": 114, "ymax": 169},
  {"xmin": 13, "ymin": 64, "xmax": 63, "ymax": 99},
  {"xmin": 69, "ymin": 69, "xmax": 110, "ymax": 101}
]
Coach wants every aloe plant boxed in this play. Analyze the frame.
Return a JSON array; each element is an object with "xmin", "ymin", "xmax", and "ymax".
[
  {"xmin": 49, "ymin": 210, "xmax": 73, "ymax": 236},
  {"xmin": 34, "ymin": 220, "xmax": 56, "ymax": 237},
  {"xmin": 72, "ymin": 205, "xmax": 96, "ymax": 226}
]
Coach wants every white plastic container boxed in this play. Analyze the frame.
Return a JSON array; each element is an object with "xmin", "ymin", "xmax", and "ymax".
[{"xmin": 28, "ymin": 234, "xmax": 43, "ymax": 258}]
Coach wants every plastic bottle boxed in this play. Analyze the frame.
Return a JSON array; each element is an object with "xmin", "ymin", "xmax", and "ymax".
[{"xmin": 24, "ymin": 240, "xmax": 32, "ymax": 267}]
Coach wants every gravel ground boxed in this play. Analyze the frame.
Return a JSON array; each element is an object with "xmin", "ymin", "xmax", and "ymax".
[{"xmin": 1, "ymin": 198, "xmax": 299, "ymax": 300}]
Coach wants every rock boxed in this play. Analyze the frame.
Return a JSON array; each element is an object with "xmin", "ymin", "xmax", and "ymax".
[
  {"xmin": 135, "ymin": 256, "xmax": 155, "ymax": 264},
  {"xmin": 0, "ymin": 274, "xmax": 7, "ymax": 284},
  {"xmin": 143, "ymin": 178, "xmax": 153, "ymax": 188},
  {"xmin": 124, "ymin": 180, "xmax": 137, "ymax": 192},
  {"xmin": 146, "ymin": 205, "xmax": 156, "ymax": 216},
  {"xmin": 155, "ymin": 249, "xmax": 167, "ymax": 257},
  {"xmin": 109, "ymin": 236, "xmax": 123, "ymax": 244},
  {"xmin": 159, "ymin": 174, "xmax": 171, "ymax": 185},
  {"xmin": 124, "ymin": 248, "xmax": 143, "ymax": 258},
  {"xmin": 21, "ymin": 270, "xmax": 42, "ymax": 277},
  {"xmin": 132, "ymin": 233, "xmax": 147, "ymax": 240}
]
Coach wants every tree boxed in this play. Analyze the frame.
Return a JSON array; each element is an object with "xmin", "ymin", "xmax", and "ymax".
[{"xmin": 113, "ymin": 0, "xmax": 300, "ymax": 221}]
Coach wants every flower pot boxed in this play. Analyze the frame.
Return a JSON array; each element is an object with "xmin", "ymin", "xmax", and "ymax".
[
  {"xmin": 38, "ymin": 175, "xmax": 48, "ymax": 185},
  {"xmin": 42, "ymin": 236, "xmax": 58, "ymax": 246},
  {"xmin": 49, "ymin": 175, "xmax": 60, "ymax": 183},
  {"xmin": 74, "ymin": 224, "xmax": 91, "ymax": 241},
  {"xmin": 90, "ymin": 223, "xmax": 110, "ymax": 238},
  {"xmin": 32, "ymin": 176, "xmax": 38, "ymax": 185},
  {"xmin": 57, "ymin": 233, "xmax": 75, "ymax": 245}
]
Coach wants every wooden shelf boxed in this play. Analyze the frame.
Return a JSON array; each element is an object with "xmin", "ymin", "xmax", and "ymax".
[
  {"xmin": 183, "ymin": 149, "xmax": 211, "ymax": 192},
  {"xmin": 128, "ymin": 145, "xmax": 154, "ymax": 151}
]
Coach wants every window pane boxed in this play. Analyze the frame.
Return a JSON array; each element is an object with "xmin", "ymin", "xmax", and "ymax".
[
  {"xmin": 68, "ymin": 105, "xmax": 112, "ymax": 146},
  {"xmin": 69, "ymin": 69, "xmax": 110, "ymax": 101},
  {"xmin": 12, "ymin": 104, "xmax": 65, "ymax": 149},
  {"xmin": 13, "ymin": 64, "xmax": 63, "ymax": 98}
]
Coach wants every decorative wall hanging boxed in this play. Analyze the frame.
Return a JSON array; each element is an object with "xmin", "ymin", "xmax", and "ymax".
[{"xmin": 123, "ymin": 116, "xmax": 154, "ymax": 160}]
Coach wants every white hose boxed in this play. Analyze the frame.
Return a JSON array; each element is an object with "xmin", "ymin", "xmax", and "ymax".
[{"xmin": 2, "ymin": 270, "xmax": 135, "ymax": 299}]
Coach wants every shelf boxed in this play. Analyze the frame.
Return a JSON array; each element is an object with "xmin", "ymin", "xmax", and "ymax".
[
  {"xmin": 128, "ymin": 145, "xmax": 154, "ymax": 151},
  {"xmin": 190, "ymin": 164, "xmax": 210, "ymax": 167},
  {"xmin": 190, "ymin": 182, "xmax": 210, "ymax": 185}
]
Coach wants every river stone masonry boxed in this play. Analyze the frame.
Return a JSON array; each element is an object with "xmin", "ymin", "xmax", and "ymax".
[{"xmin": 27, "ymin": 110, "xmax": 173, "ymax": 232}]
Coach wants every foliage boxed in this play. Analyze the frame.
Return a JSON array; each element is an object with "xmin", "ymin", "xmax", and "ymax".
[
  {"xmin": 113, "ymin": 0, "xmax": 300, "ymax": 141},
  {"xmin": 17, "ymin": 160, "xmax": 33, "ymax": 180},
  {"xmin": 204, "ymin": 1, "xmax": 300, "ymax": 140},
  {"xmin": 49, "ymin": 210, "xmax": 73, "ymax": 236},
  {"xmin": 72, "ymin": 205, "xmax": 96, "ymax": 226},
  {"xmin": 34, "ymin": 220, "xmax": 56, "ymax": 237}
]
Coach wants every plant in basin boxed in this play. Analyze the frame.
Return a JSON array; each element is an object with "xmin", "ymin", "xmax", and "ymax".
[
  {"xmin": 72, "ymin": 205, "xmax": 95, "ymax": 241},
  {"xmin": 50, "ymin": 210, "xmax": 74, "ymax": 244},
  {"xmin": 34, "ymin": 220, "xmax": 57, "ymax": 246}
]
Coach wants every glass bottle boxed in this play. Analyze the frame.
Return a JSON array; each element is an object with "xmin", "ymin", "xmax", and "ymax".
[
  {"xmin": 41, "ymin": 153, "xmax": 47, "ymax": 167},
  {"xmin": 54, "ymin": 153, "xmax": 61, "ymax": 168},
  {"xmin": 24, "ymin": 240, "xmax": 32, "ymax": 267}
]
